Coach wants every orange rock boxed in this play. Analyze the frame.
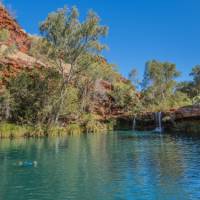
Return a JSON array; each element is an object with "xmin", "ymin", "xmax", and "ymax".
[{"xmin": 0, "ymin": 6, "xmax": 30, "ymax": 52}]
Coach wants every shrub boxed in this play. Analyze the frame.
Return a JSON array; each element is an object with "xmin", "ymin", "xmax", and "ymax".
[
  {"xmin": 0, "ymin": 122, "xmax": 32, "ymax": 138},
  {"xmin": 86, "ymin": 120, "xmax": 107, "ymax": 133},
  {"xmin": 106, "ymin": 119, "xmax": 116, "ymax": 131},
  {"xmin": 0, "ymin": 29, "xmax": 10, "ymax": 42},
  {"xmin": 66, "ymin": 123, "xmax": 82, "ymax": 135},
  {"xmin": 48, "ymin": 126, "xmax": 67, "ymax": 136}
]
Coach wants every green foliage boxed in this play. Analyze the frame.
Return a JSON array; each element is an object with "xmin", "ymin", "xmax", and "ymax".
[
  {"xmin": 80, "ymin": 113, "xmax": 107, "ymax": 133},
  {"xmin": 176, "ymin": 81, "xmax": 195, "ymax": 99},
  {"xmin": 8, "ymin": 72, "xmax": 47, "ymax": 124},
  {"xmin": 0, "ymin": 29, "xmax": 16, "ymax": 57},
  {"xmin": 66, "ymin": 123, "xmax": 82, "ymax": 135},
  {"xmin": 0, "ymin": 122, "xmax": 33, "ymax": 138},
  {"xmin": 47, "ymin": 126, "xmax": 67, "ymax": 136},
  {"xmin": 190, "ymin": 65, "xmax": 200, "ymax": 86},
  {"xmin": 106, "ymin": 119, "xmax": 116, "ymax": 131},
  {"xmin": 0, "ymin": 29, "xmax": 10, "ymax": 42},
  {"xmin": 2, "ymin": 5, "xmax": 199, "ymax": 136},
  {"xmin": 0, "ymin": 90, "xmax": 12, "ymax": 120},
  {"xmin": 40, "ymin": 6, "xmax": 108, "ymax": 63},
  {"xmin": 86, "ymin": 120, "xmax": 106, "ymax": 133},
  {"xmin": 128, "ymin": 68, "xmax": 140, "ymax": 89},
  {"xmin": 62, "ymin": 86, "xmax": 80, "ymax": 115},
  {"xmin": 5, "ymin": 69, "xmax": 59, "ymax": 125},
  {"xmin": 29, "ymin": 37, "xmax": 55, "ymax": 63},
  {"xmin": 38, "ymin": 6, "xmax": 109, "ymax": 125},
  {"xmin": 75, "ymin": 54, "xmax": 116, "ymax": 114},
  {"xmin": 139, "ymin": 60, "xmax": 190, "ymax": 112},
  {"xmin": 142, "ymin": 60, "xmax": 180, "ymax": 88},
  {"xmin": 109, "ymin": 80, "xmax": 139, "ymax": 113},
  {"xmin": 0, "ymin": 6, "xmax": 119, "ymax": 135},
  {"xmin": 0, "ymin": 122, "xmax": 68, "ymax": 138},
  {"xmin": 192, "ymin": 95, "xmax": 200, "ymax": 105},
  {"xmin": 190, "ymin": 65, "xmax": 200, "ymax": 99},
  {"xmin": 177, "ymin": 65, "xmax": 200, "ymax": 105}
]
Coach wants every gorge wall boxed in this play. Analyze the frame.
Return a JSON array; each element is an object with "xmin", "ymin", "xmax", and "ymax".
[
  {"xmin": 0, "ymin": 6, "xmax": 30, "ymax": 52},
  {"xmin": 115, "ymin": 105, "xmax": 200, "ymax": 134}
]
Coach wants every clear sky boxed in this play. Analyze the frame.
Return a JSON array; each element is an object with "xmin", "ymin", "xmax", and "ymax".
[{"xmin": 3, "ymin": 0, "xmax": 200, "ymax": 81}]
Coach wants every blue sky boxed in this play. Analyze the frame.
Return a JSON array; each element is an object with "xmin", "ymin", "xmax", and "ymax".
[{"xmin": 3, "ymin": 0, "xmax": 200, "ymax": 81}]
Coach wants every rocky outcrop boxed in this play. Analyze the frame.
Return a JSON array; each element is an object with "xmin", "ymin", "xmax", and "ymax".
[
  {"xmin": 0, "ymin": 5, "xmax": 133, "ymax": 122},
  {"xmin": 124, "ymin": 105, "xmax": 200, "ymax": 132},
  {"xmin": 0, "ymin": 6, "xmax": 38, "ymax": 87},
  {"xmin": 173, "ymin": 105, "xmax": 200, "ymax": 120},
  {"xmin": 165, "ymin": 106, "xmax": 200, "ymax": 134},
  {"xmin": 0, "ymin": 6, "xmax": 30, "ymax": 52}
]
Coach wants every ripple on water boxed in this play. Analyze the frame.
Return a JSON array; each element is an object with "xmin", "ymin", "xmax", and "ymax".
[{"xmin": 0, "ymin": 131, "xmax": 200, "ymax": 200}]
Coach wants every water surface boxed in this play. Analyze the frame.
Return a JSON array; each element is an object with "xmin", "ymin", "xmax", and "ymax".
[{"xmin": 0, "ymin": 131, "xmax": 200, "ymax": 200}]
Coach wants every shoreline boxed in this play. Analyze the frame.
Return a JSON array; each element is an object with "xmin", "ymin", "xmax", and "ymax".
[{"xmin": 0, "ymin": 122, "xmax": 114, "ymax": 139}]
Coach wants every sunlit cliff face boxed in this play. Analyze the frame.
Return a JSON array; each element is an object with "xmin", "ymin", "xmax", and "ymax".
[{"xmin": 0, "ymin": 6, "xmax": 30, "ymax": 53}]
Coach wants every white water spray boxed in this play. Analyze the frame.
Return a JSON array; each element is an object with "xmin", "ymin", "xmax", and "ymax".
[{"xmin": 154, "ymin": 112, "xmax": 162, "ymax": 132}]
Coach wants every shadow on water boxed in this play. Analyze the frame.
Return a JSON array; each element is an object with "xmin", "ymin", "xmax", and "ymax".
[
  {"xmin": 117, "ymin": 129, "xmax": 200, "ymax": 141},
  {"xmin": 117, "ymin": 131, "xmax": 165, "ymax": 140}
]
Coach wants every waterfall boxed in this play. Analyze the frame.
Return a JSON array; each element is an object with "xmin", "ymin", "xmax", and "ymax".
[
  {"xmin": 132, "ymin": 117, "xmax": 136, "ymax": 130},
  {"xmin": 154, "ymin": 112, "xmax": 162, "ymax": 132}
]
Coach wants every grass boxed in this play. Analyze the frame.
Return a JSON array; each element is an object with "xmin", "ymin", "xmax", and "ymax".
[
  {"xmin": 66, "ymin": 123, "xmax": 82, "ymax": 135},
  {"xmin": 0, "ymin": 122, "xmax": 33, "ymax": 138},
  {"xmin": 48, "ymin": 126, "xmax": 68, "ymax": 136},
  {"xmin": 0, "ymin": 120, "xmax": 114, "ymax": 139},
  {"xmin": 86, "ymin": 120, "xmax": 107, "ymax": 133}
]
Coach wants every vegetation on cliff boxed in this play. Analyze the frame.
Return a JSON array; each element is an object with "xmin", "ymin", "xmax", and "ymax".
[
  {"xmin": 0, "ymin": 5, "xmax": 138, "ymax": 137},
  {"xmin": 129, "ymin": 60, "xmax": 192, "ymax": 113},
  {"xmin": 1, "ymin": 4, "xmax": 200, "ymax": 137}
]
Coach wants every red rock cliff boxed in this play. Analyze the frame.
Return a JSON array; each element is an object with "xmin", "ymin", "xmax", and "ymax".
[{"xmin": 0, "ymin": 6, "xmax": 30, "ymax": 52}]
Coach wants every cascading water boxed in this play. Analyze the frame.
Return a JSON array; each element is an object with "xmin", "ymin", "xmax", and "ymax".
[{"xmin": 154, "ymin": 112, "xmax": 162, "ymax": 132}]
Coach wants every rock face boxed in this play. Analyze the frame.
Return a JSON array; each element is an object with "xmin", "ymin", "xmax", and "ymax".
[
  {"xmin": 0, "ymin": 6, "xmax": 129, "ymax": 121},
  {"xmin": 173, "ymin": 105, "xmax": 200, "ymax": 120},
  {"xmin": 0, "ymin": 6, "xmax": 30, "ymax": 52},
  {"xmin": 125, "ymin": 105, "xmax": 200, "ymax": 132},
  {"xmin": 0, "ymin": 6, "xmax": 48, "ymax": 94},
  {"xmin": 166, "ymin": 106, "xmax": 200, "ymax": 134},
  {"xmin": 0, "ymin": 6, "xmax": 48, "ymax": 89}
]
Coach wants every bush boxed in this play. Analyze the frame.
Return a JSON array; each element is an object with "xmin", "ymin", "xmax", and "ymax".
[
  {"xmin": 6, "ymin": 70, "xmax": 52, "ymax": 125},
  {"xmin": 0, "ymin": 122, "xmax": 33, "ymax": 138},
  {"xmin": 86, "ymin": 120, "xmax": 107, "ymax": 133},
  {"xmin": 48, "ymin": 126, "xmax": 67, "ymax": 136},
  {"xmin": 66, "ymin": 124, "xmax": 82, "ymax": 135},
  {"xmin": 106, "ymin": 119, "xmax": 116, "ymax": 131},
  {"xmin": 0, "ymin": 29, "xmax": 10, "ymax": 42}
]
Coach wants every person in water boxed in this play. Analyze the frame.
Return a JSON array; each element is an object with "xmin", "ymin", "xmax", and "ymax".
[{"xmin": 18, "ymin": 161, "xmax": 38, "ymax": 167}]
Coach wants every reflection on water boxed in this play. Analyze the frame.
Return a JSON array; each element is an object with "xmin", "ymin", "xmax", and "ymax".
[{"xmin": 0, "ymin": 131, "xmax": 200, "ymax": 200}]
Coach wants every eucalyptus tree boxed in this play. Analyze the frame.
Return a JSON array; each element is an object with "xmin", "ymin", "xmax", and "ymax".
[
  {"xmin": 141, "ymin": 60, "xmax": 184, "ymax": 111},
  {"xmin": 176, "ymin": 81, "xmax": 194, "ymax": 99},
  {"xmin": 177, "ymin": 65, "xmax": 200, "ymax": 103},
  {"xmin": 190, "ymin": 65, "xmax": 200, "ymax": 95},
  {"xmin": 142, "ymin": 60, "xmax": 180, "ymax": 93},
  {"xmin": 128, "ymin": 68, "xmax": 141, "ymax": 90},
  {"xmin": 75, "ymin": 55, "xmax": 109, "ymax": 113},
  {"xmin": 39, "ymin": 6, "xmax": 108, "ymax": 124}
]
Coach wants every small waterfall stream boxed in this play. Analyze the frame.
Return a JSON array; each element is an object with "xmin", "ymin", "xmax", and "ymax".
[{"xmin": 154, "ymin": 112, "xmax": 162, "ymax": 132}]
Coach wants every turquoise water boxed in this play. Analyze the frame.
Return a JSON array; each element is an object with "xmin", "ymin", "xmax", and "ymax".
[{"xmin": 0, "ymin": 131, "xmax": 200, "ymax": 200}]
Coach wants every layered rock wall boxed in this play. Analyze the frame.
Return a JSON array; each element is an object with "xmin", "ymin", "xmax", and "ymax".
[{"xmin": 0, "ymin": 6, "xmax": 30, "ymax": 52}]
